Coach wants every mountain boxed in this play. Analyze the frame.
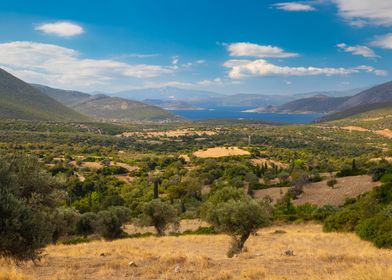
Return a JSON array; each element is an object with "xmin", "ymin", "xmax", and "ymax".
[
  {"xmin": 31, "ymin": 84, "xmax": 90, "ymax": 106},
  {"xmin": 0, "ymin": 68, "xmax": 89, "ymax": 122},
  {"xmin": 249, "ymin": 95, "xmax": 350, "ymax": 114},
  {"xmin": 336, "ymin": 81, "xmax": 392, "ymax": 112},
  {"xmin": 71, "ymin": 94, "xmax": 180, "ymax": 122},
  {"xmin": 317, "ymin": 102, "xmax": 392, "ymax": 122},
  {"xmin": 113, "ymin": 87, "xmax": 225, "ymax": 101},
  {"xmin": 319, "ymin": 81, "xmax": 392, "ymax": 121},
  {"xmin": 143, "ymin": 99, "xmax": 198, "ymax": 110},
  {"xmin": 192, "ymin": 93, "xmax": 292, "ymax": 108},
  {"xmin": 33, "ymin": 84, "xmax": 181, "ymax": 122}
]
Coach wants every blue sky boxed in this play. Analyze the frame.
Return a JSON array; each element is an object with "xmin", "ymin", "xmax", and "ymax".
[{"xmin": 0, "ymin": 0, "xmax": 392, "ymax": 95}]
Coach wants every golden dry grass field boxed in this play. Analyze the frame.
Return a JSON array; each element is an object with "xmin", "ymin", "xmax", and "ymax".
[
  {"xmin": 193, "ymin": 147, "xmax": 250, "ymax": 158},
  {"xmin": 1, "ymin": 224, "xmax": 392, "ymax": 280}
]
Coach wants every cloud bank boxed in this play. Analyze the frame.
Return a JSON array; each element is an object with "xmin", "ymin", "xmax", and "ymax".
[{"xmin": 0, "ymin": 41, "xmax": 174, "ymax": 90}]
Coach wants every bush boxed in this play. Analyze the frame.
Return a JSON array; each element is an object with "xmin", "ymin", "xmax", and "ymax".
[
  {"xmin": 139, "ymin": 199, "xmax": 179, "ymax": 236},
  {"xmin": 76, "ymin": 212, "xmax": 99, "ymax": 237},
  {"xmin": 202, "ymin": 187, "xmax": 272, "ymax": 257},
  {"xmin": 0, "ymin": 156, "xmax": 62, "ymax": 262},
  {"xmin": 96, "ymin": 210, "xmax": 124, "ymax": 239},
  {"xmin": 323, "ymin": 208, "xmax": 361, "ymax": 232},
  {"xmin": 52, "ymin": 207, "xmax": 81, "ymax": 242},
  {"xmin": 356, "ymin": 215, "xmax": 392, "ymax": 248},
  {"xmin": 312, "ymin": 205, "xmax": 339, "ymax": 222}
]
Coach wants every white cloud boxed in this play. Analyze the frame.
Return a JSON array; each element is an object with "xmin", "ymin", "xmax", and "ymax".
[
  {"xmin": 337, "ymin": 43, "xmax": 379, "ymax": 58},
  {"xmin": 372, "ymin": 33, "xmax": 392, "ymax": 49},
  {"xmin": 35, "ymin": 21, "xmax": 84, "ymax": 37},
  {"xmin": 198, "ymin": 78, "xmax": 223, "ymax": 86},
  {"xmin": 228, "ymin": 42, "xmax": 299, "ymax": 58},
  {"xmin": 273, "ymin": 2, "xmax": 316, "ymax": 11},
  {"xmin": 196, "ymin": 60, "xmax": 206, "ymax": 64},
  {"xmin": 0, "ymin": 41, "xmax": 175, "ymax": 90},
  {"xmin": 119, "ymin": 53, "xmax": 160, "ymax": 59},
  {"xmin": 333, "ymin": 0, "xmax": 392, "ymax": 26},
  {"xmin": 224, "ymin": 59, "xmax": 386, "ymax": 79}
]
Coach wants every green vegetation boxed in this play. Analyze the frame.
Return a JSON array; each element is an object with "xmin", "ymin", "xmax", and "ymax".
[
  {"xmin": 323, "ymin": 169, "xmax": 392, "ymax": 248},
  {"xmin": 202, "ymin": 187, "xmax": 272, "ymax": 257},
  {"xmin": 0, "ymin": 68, "xmax": 89, "ymax": 122}
]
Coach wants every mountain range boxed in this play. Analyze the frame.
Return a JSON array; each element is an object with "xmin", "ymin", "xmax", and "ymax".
[
  {"xmin": 33, "ymin": 84, "xmax": 179, "ymax": 122},
  {"xmin": 0, "ymin": 68, "xmax": 89, "ymax": 122}
]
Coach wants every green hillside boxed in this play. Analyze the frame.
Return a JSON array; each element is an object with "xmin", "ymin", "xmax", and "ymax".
[
  {"xmin": 0, "ymin": 68, "xmax": 89, "ymax": 122},
  {"xmin": 72, "ymin": 94, "xmax": 181, "ymax": 122}
]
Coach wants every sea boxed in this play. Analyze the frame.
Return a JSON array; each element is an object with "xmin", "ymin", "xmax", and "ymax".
[{"xmin": 171, "ymin": 106, "xmax": 322, "ymax": 124}]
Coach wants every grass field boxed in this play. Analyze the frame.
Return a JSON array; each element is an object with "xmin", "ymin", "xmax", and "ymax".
[
  {"xmin": 193, "ymin": 147, "xmax": 250, "ymax": 158},
  {"xmin": 254, "ymin": 175, "xmax": 379, "ymax": 206},
  {"xmin": 2, "ymin": 224, "xmax": 392, "ymax": 280}
]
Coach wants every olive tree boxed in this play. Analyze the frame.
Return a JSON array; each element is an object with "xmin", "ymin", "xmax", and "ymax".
[
  {"xmin": 0, "ymin": 156, "xmax": 62, "ymax": 262},
  {"xmin": 202, "ymin": 187, "xmax": 272, "ymax": 257},
  {"xmin": 139, "ymin": 199, "xmax": 179, "ymax": 235}
]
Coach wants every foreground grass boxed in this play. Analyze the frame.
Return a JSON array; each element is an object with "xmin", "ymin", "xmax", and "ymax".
[{"xmin": 2, "ymin": 224, "xmax": 392, "ymax": 280}]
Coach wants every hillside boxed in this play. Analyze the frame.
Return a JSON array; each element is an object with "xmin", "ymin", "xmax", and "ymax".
[
  {"xmin": 72, "ymin": 94, "xmax": 180, "ymax": 122},
  {"xmin": 249, "ymin": 95, "xmax": 350, "ymax": 114},
  {"xmin": 318, "ymin": 81, "xmax": 392, "ymax": 122},
  {"xmin": 337, "ymin": 80, "xmax": 392, "ymax": 111},
  {"xmin": 0, "ymin": 68, "xmax": 89, "ymax": 122},
  {"xmin": 32, "ymin": 84, "xmax": 90, "ymax": 106},
  {"xmin": 33, "ymin": 84, "xmax": 181, "ymax": 122}
]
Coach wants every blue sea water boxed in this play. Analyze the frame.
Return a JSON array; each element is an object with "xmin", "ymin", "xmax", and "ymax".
[{"xmin": 171, "ymin": 107, "xmax": 321, "ymax": 124}]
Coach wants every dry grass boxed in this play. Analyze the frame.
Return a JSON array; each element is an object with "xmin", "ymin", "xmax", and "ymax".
[
  {"xmin": 0, "ymin": 268, "xmax": 31, "ymax": 280},
  {"xmin": 375, "ymin": 129, "xmax": 392, "ymax": 138},
  {"xmin": 341, "ymin": 126, "xmax": 370, "ymax": 132},
  {"xmin": 193, "ymin": 147, "xmax": 250, "ymax": 158},
  {"xmin": 2, "ymin": 224, "xmax": 392, "ymax": 280},
  {"xmin": 251, "ymin": 158, "xmax": 288, "ymax": 168},
  {"xmin": 119, "ymin": 129, "xmax": 216, "ymax": 138},
  {"xmin": 254, "ymin": 175, "xmax": 379, "ymax": 206}
]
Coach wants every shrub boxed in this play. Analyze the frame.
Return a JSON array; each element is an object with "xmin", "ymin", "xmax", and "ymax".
[
  {"xmin": 108, "ymin": 206, "xmax": 132, "ymax": 224},
  {"xmin": 327, "ymin": 178, "xmax": 338, "ymax": 188},
  {"xmin": 0, "ymin": 156, "xmax": 62, "ymax": 262},
  {"xmin": 201, "ymin": 187, "xmax": 272, "ymax": 257},
  {"xmin": 139, "ymin": 199, "xmax": 179, "ymax": 236},
  {"xmin": 96, "ymin": 210, "xmax": 124, "ymax": 239},
  {"xmin": 356, "ymin": 215, "xmax": 392, "ymax": 248},
  {"xmin": 52, "ymin": 207, "xmax": 81, "ymax": 242},
  {"xmin": 312, "ymin": 205, "xmax": 339, "ymax": 222},
  {"xmin": 295, "ymin": 203, "xmax": 318, "ymax": 221},
  {"xmin": 76, "ymin": 212, "xmax": 99, "ymax": 237}
]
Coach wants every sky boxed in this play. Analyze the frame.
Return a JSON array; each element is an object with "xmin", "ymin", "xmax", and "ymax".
[{"xmin": 0, "ymin": 0, "xmax": 392, "ymax": 95}]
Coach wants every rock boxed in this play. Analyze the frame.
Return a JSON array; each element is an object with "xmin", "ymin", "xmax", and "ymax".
[
  {"xmin": 128, "ymin": 261, "xmax": 138, "ymax": 267},
  {"xmin": 174, "ymin": 265, "xmax": 181, "ymax": 273},
  {"xmin": 99, "ymin": 253, "xmax": 105, "ymax": 257},
  {"xmin": 284, "ymin": 250, "xmax": 295, "ymax": 256}
]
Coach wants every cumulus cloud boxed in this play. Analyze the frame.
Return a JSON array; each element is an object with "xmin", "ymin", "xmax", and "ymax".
[
  {"xmin": 228, "ymin": 42, "xmax": 298, "ymax": 58},
  {"xmin": 224, "ymin": 59, "xmax": 386, "ymax": 79},
  {"xmin": 0, "ymin": 41, "xmax": 174, "ymax": 90},
  {"xmin": 273, "ymin": 2, "xmax": 316, "ymax": 11},
  {"xmin": 372, "ymin": 33, "xmax": 392, "ymax": 49},
  {"xmin": 35, "ymin": 21, "xmax": 84, "ymax": 37},
  {"xmin": 337, "ymin": 43, "xmax": 379, "ymax": 58},
  {"xmin": 333, "ymin": 0, "xmax": 392, "ymax": 26},
  {"xmin": 198, "ymin": 78, "xmax": 224, "ymax": 86}
]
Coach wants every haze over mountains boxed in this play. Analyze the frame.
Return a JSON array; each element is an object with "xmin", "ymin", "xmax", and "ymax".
[
  {"xmin": 0, "ymin": 68, "xmax": 89, "ymax": 122},
  {"xmin": 1, "ymin": 65, "xmax": 392, "ymax": 123},
  {"xmin": 33, "ymin": 84, "xmax": 180, "ymax": 122},
  {"xmin": 110, "ymin": 87, "xmax": 364, "ymax": 110}
]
